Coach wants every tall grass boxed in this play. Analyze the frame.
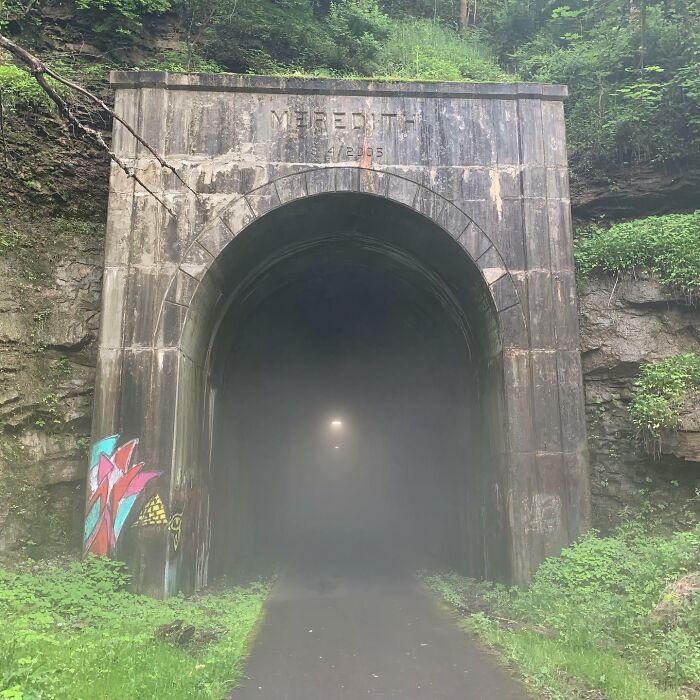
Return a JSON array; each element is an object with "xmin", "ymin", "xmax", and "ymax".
[{"xmin": 378, "ymin": 19, "xmax": 514, "ymax": 82}]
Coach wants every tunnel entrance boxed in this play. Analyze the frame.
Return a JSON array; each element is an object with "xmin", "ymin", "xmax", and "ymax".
[
  {"xmin": 95, "ymin": 72, "xmax": 590, "ymax": 596},
  {"xmin": 198, "ymin": 194, "xmax": 507, "ymax": 584}
]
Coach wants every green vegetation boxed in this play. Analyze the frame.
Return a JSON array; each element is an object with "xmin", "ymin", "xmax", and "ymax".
[
  {"xmin": 0, "ymin": 64, "xmax": 64, "ymax": 112},
  {"xmin": 0, "ymin": 557, "xmax": 270, "ymax": 699},
  {"xmin": 71, "ymin": 0, "xmax": 170, "ymax": 33},
  {"xmin": 575, "ymin": 213, "xmax": 700, "ymax": 299},
  {"xmin": 500, "ymin": 0, "xmax": 700, "ymax": 173},
  {"xmin": 4, "ymin": 0, "xmax": 698, "ymax": 178},
  {"xmin": 377, "ymin": 19, "xmax": 510, "ymax": 82},
  {"xmin": 425, "ymin": 520, "xmax": 700, "ymax": 699},
  {"xmin": 630, "ymin": 353, "xmax": 700, "ymax": 447}
]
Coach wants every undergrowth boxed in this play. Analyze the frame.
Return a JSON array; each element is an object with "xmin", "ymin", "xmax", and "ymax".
[
  {"xmin": 574, "ymin": 212, "xmax": 700, "ymax": 300},
  {"xmin": 0, "ymin": 63, "xmax": 65, "ymax": 112},
  {"xmin": 630, "ymin": 353, "xmax": 700, "ymax": 450},
  {"xmin": 425, "ymin": 519, "xmax": 700, "ymax": 699},
  {"xmin": 0, "ymin": 557, "xmax": 270, "ymax": 699}
]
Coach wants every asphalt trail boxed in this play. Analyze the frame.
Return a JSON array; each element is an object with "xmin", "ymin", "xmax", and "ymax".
[{"xmin": 230, "ymin": 569, "xmax": 528, "ymax": 700}]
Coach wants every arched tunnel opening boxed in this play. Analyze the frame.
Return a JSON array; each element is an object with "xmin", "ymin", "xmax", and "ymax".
[{"xmin": 181, "ymin": 192, "xmax": 510, "ymax": 586}]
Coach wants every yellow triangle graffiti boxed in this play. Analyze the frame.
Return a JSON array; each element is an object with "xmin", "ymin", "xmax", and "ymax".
[{"xmin": 134, "ymin": 493, "xmax": 168, "ymax": 526}]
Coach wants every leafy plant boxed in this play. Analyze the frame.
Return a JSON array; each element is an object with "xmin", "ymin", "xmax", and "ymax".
[
  {"xmin": 0, "ymin": 63, "xmax": 64, "ymax": 112},
  {"xmin": 0, "ymin": 557, "xmax": 271, "ymax": 699},
  {"xmin": 74, "ymin": 0, "xmax": 172, "ymax": 32},
  {"xmin": 139, "ymin": 48, "xmax": 225, "ymax": 73},
  {"xmin": 323, "ymin": 0, "xmax": 392, "ymax": 74},
  {"xmin": 630, "ymin": 353, "xmax": 700, "ymax": 449},
  {"xmin": 378, "ymin": 19, "xmax": 511, "ymax": 82},
  {"xmin": 425, "ymin": 520, "xmax": 700, "ymax": 698},
  {"xmin": 575, "ymin": 212, "xmax": 700, "ymax": 299}
]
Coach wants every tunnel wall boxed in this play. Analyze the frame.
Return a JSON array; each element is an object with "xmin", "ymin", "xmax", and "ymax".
[{"xmin": 90, "ymin": 73, "xmax": 589, "ymax": 596}]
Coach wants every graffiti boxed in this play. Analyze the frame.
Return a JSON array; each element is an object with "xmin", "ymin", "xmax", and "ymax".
[
  {"xmin": 83, "ymin": 435, "xmax": 161, "ymax": 556},
  {"xmin": 133, "ymin": 494, "xmax": 184, "ymax": 552},
  {"xmin": 169, "ymin": 512, "xmax": 183, "ymax": 551},
  {"xmin": 134, "ymin": 494, "xmax": 169, "ymax": 526}
]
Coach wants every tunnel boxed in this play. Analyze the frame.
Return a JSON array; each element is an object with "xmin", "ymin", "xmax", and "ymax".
[{"xmin": 176, "ymin": 192, "xmax": 511, "ymax": 587}]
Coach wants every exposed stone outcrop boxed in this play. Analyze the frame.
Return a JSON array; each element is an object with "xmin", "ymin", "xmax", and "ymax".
[
  {"xmin": 572, "ymin": 164, "xmax": 700, "ymax": 220},
  {"xmin": 663, "ymin": 394, "xmax": 700, "ymax": 463},
  {"xmin": 580, "ymin": 274, "xmax": 700, "ymax": 530},
  {"xmin": 0, "ymin": 220, "xmax": 103, "ymax": 560}
]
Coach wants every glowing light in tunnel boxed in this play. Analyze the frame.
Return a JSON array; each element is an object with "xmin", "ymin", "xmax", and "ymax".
[{"xmin": 330, "ymin": 419, "xmax": 343, "ymax": 429}]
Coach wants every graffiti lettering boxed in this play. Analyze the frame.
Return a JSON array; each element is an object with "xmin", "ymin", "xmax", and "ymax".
[{"xmin": 169, "ymin": 513, "xmax": 183, "ymax": 551}]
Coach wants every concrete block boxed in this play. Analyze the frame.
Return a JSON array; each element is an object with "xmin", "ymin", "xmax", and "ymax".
[
  {"xmin": 526, "ymin": 270, "xmax": 555, "ymax": 348},
  {"xmin": 531, "ymin": 350, "xmax": 563, "ymax": 453},
  {"xmin": 458, "ymin": 222, "xmax": 492, "ymax": 261}
]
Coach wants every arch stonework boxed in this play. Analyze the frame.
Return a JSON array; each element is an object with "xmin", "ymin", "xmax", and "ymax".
[
  {"xmin": 91, "ymin": 73, "xmax": 590, "ymax": 597},
  {"xmin": 157, "ymin": 168, "xmax": 525, "ymax": 351}
]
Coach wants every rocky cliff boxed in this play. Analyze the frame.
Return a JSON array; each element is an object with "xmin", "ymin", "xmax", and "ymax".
[
  {"xmin": 580, "ymin": 276, "xmax": 700, "ymax": 530},
  {"xmin": 0, "ymin": 212, "xmax": 103, "ymax": 559}
]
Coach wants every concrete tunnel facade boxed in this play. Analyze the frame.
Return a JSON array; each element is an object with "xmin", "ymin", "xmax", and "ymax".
[{"xmin": 86, "ymin": 72, "xmax": 590, "ymax": 597}]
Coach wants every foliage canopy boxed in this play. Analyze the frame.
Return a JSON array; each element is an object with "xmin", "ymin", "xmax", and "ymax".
[{"xmin": 4, "ymin": 0, "xmax": 699, "ymax": 177}]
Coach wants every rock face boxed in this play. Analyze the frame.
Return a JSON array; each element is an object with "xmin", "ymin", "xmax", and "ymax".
[
  {"xmin": 0, "ymin": 222, "xmax": 103, "ymax": 560},
  {"xmin": 580, "ymin": 274, "xmax": 700, "ymax": 530},
  {"xmin": 571, "ymin": 164, "xmax": 700, "ymax": 220}
]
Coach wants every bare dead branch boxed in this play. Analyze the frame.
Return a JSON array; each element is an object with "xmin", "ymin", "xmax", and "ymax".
[
  {"xmin": 0, "ymin": 88, "xmax": 8, "ymax": 168},
  {"xmin": 0, "ymin": 33, "xmax": 200, "ymax": 214}
]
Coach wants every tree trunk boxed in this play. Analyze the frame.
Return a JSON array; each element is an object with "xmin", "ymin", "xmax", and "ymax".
[{"xmin": 459, "ymin": 0, "xmax": 468, "ymax": 30}]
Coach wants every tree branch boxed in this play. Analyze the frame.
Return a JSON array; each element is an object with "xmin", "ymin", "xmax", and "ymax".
[{"xmin": 0, "ymin": 33, "xmax": 201, "ymax": 216}]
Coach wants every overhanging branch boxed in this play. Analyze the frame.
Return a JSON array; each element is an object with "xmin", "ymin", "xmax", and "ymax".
[{"xmin": 0, "ymin": 34, "xmax": 201, "ymax": 217}]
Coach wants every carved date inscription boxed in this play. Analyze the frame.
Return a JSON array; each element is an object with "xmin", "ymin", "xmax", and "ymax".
[{"xmin": 311, "ymin": 144, "xmax": 384, "ymax": 162}]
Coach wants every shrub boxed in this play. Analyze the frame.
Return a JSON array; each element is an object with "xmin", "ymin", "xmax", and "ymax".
[
  {"xmin": 139, "ymin": 49, "xmax": 226, "ymax": 73},
  {"xmin": 575, "ymin": 212, "xmax": 700, "ymax": 299},
  {"xmin": 426, "ymin": 521, "xmax": 700, "ymax": 695},
  {"xmin": 378, "ymin": 19, "xmax": 512, "ymax": 82},
  {"xmin": 324, "ymin": 0, "xmax": 393, "ymax": 74}
]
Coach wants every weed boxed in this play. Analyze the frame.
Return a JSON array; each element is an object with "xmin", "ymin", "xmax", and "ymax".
[
  {"xmin": 0, "ymin": 557, "xmax": 271, "ymax": 699},
  {"xmin": 425, "ymin": 521, "xmax": 700, "ymax": 699},
  {"xmin": 630, "ymin": 353, "xmax": 700, "ymax": 452},
  {"xmin": 575, "ymin": 213, "xmax": 700, "ymax": 300}
]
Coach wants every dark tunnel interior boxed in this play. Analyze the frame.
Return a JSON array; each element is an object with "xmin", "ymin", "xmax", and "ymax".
[{"xmin": 199, "ymin": 194, "xmax": 507, "ymax": 584}]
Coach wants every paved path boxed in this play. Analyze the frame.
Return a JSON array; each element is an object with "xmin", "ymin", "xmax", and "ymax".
[{"xmin": 230, "ymin": 571, "xmax": 528, "ymax": 700}]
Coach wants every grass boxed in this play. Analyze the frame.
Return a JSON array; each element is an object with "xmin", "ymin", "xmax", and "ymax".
[
  {"xmin": 0, "ymin": 557, "xmax": 271, "ymax": 699},
  {"xmin": 424, "ymin": 519, "xmax": 700, "ymax": 699}
]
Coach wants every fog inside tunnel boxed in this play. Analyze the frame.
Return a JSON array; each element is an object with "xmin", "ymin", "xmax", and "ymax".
[{"xmin": 196, "ymin": 194, "xmax": 506, "ymax": 583}]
